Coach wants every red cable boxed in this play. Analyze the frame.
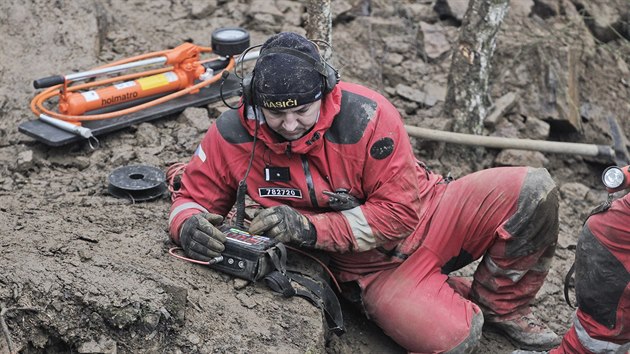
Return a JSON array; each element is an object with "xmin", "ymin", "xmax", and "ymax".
[
  {"xmin": 286, "ymin": 245, "xmax": 342, "ymax": 293},
  {"xmin": 166, "ymin": 162, "xmax": 187, "ymax": 201},
  {"xmin": 168, "ymin": 247, "xmax": 217, "ymax": 265}
]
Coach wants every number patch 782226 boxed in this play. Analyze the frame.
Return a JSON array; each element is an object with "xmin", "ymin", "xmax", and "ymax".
[{"xmin": 258, "ymin": 187, "xmax": 303, "ymax": 199}]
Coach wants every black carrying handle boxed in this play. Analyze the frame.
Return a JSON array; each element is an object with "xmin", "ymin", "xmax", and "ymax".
[{"xmin": 33, "ymin": 75, "xmax": 65, "ymax": 89}]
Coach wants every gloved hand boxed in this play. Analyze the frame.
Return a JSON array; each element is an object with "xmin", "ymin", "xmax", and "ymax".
[
  {"xmin": 179, "ymin": 213, "xmax": 227, "ymax": 262},
  {"xmin": 248, "ymin": 205, "xmax": 317, "ymax": 247}
]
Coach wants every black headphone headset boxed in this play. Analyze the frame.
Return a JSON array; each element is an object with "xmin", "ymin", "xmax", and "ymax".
[{"xmin": 240, "ymin": 42, "xmax": 340, "ymax": 107}]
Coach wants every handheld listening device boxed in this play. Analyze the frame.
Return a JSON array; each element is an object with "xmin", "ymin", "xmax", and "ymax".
[{"xmin": 211, "ymin": 225, "xmax": 282, "ymax": 282}]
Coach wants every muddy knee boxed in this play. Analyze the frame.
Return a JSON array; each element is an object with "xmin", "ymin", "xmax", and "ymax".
[
  {"xmin": 444, "ymin": 311, "xmax": 484, "ymax": 354},
  {"xmin": 503, "ymin": 168, "xmax": 559, "ymax": 257}
]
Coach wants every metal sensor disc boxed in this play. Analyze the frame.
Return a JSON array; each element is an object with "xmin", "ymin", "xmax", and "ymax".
[
  {"xmin": 211, "ymin": 27, "xmax": 250, "ymax": 57},
  {"xmin": 108, "ymin": 164, "xmax": 167, "ymax": 202}
]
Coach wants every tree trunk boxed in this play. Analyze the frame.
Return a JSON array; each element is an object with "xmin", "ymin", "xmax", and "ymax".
[
  {"xmin": 444, "ymin": 0, "xmax": 510, "ymax": 135},
  {"xmin": 305, "ymin": 0, "xmax": 333, "ymax": 60}
]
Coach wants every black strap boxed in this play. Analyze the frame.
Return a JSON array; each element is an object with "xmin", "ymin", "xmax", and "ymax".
[
  {"xmin": 289, "ymin": 271, "xmax": 345, "ymax": 335},
  {"xmin": 264, "ymin": 270, "xmax": 297, "ymax": 297},
  {"xmin": 263, "ymin": 268, "xmax": 345, "ymax": 335},
  {"xmin": 267, "ymin": 243, "xmax": 288, "ymax": 274},
  {"xmin": 563, "ymin": 260, "xmax": 576, "ymax": 308},
  {"xmin": 563, "ymin": 196, "xmax": 613, "ymax": 308}
]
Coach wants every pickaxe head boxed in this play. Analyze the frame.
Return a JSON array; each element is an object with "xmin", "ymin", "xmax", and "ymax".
[{"xmin": 608, "ymin": 115, "xmax": 630, "ymax": 166}]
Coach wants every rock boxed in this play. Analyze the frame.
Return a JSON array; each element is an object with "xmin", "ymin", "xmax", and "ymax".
[
  {"xmin": 190, "ymin": 0, "xmax": 217, "ymax": 19},
  {"xmin": 246, "ymin": 0, "xmax": 284, "ymax": 32},
  {"xmin": 17, "ymin": 149, "xmax": 34, "ymax": 171},
  {"xmin": 559, "ymin": 182, "xmax": 590, "ymax": 201},
  {"xmin": 233, "ymin": 278, "xmax": 250, "ymax": 290},
  {"xmin": 395, "ymin": 84, "xmax": 440, "ymax": 108},
  {"xmin": 433, "ymin": 0, "xmax": 469, "ymax": 23},
  {"xmin": 176, "ymin": 126, "xmax": 201, "ymax": 151},
  {"xmin": 332, "ymin": 0, "xmax": 360, "ymax": 23},
  {"xmin": 135, "ymin": 123, "xmax": 161, "ymax": 146},
  {"xmin": 188, "ymin": 333, "xmax": 201, "ymax": 345},
  {"xmin": 235, "ymin": 292, "xmax": 257, "ymax": 309},
  {"xmin": 141, "ymin": 312, "xmax": 161, "ymax": 331},
  {"xmin": 524, "ymin": 117, "xmax": 551, "ymax": 140},
  {"xmin": 77, "ymin": 335, "xmax": 117, "ymax": 354},
  {"xmin": 385, "ymin": 52, "xmax": 404, "ymax": 66},
  {"xmin": 494, "ymin": 149, "xmax": 549, "ymax": 167},
  {"xmin": 276, "ymin": 0, "xmax": 304, "ymax": 26},
  {"xmin": 507, "ymin": 0, "xmax": 534, "ymax": 18},
  {"xmin": 517, "ymin": 45, "xmax": 582, "ymax": 133},
  {"xmin": 208, "ymin": 102, "xmax": 235, "ymax": 118},
  {"xmin": 366, "ymin": 17, "xmax": 406, "ymax": 34},
  {"xmin": 579, "ymin": 102, "xmax": 606, "ymax": 123},
  {"xmin": 109, "ymin": 150, "xmax": 137, "ymax": 167},
  {"xmin": 399, "ymin": 3, "xmax": 438, "ymax": 23},
  {"xmin": 491, "ymin": 120, "xmax": 520, "ymax": 139},
  {"xmin": 484, "ymin": 92, "xmax": 518, "ymax": 129},
  {"xmin": 574, "ymin": 0, "xmax": 629, "ymax": 43},
  {"xmin": 531, "ymin": 0, "xmax": 558, "ymax": 19},
  {"xmin": 181, "ymin": 107, "xmax": 211, "ymax": 133},
  {"xmin": 47, "ymin": 154, "xmax": 91, "ymax": 171},
  {"xmin": 395, "ymin": 84, "xmax": 425, "ymax": 104},
  {"xmin": 381, "ymin": 35, "xmax": 412, "ymax": 54},
  {"xmin": 423, "ymin": 82, "xmax": 447, "ymax": 106},
  {"xmin": 419, "ymin": 22, "xmax": 451, "ymax": 61}
]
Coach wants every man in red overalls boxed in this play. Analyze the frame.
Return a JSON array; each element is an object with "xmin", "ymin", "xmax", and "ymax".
[
  {"xmin": 169, "ymin": 32, "xmax": 561, "ymax": 352},
  {"xmin": 549, "ymin": 191, "xmax": 630, "ymax": 354}
]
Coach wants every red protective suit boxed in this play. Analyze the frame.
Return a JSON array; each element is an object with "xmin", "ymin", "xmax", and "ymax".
[
  {"xmin": 169, "ymin": 82, "xmax": 559, "ymax": 352},
  {"xmin": 551, "ymin": 193, "xmax": 630, "ymax": 354}
]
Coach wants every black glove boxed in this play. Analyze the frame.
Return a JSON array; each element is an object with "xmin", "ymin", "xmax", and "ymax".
[
  {"xmin": 179, "ymin": 213, "xmax": 227, "ymax": 262},
  {"xmin": 248, "ymin": 205, "xmax": 317, "ymax": 247}
]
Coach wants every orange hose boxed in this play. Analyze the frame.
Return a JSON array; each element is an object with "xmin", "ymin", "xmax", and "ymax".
[{"xmin": 30, "ymin": 46, "xmax": 234, "ymax": 123}]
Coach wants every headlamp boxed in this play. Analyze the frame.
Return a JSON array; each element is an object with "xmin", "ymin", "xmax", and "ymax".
[{"xmin": 602, "ymin": 165, "xmax": 630, "ymax": 193}]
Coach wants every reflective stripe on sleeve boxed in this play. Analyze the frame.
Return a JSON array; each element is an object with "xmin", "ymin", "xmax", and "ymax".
[
  {"xmin": 341, "ymin": 206, "xmax": 377, "ymax": 251},
  {"xmin": 168, "ymin": 202, "xmax": 209, "ymax": 225},
  {"xmin": 574, "ymin": 315, "xmax": 620, "ymax": 354}
]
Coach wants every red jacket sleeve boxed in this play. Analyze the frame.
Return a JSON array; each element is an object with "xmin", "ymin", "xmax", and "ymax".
[
  {"xmin": 308, "ymin": 94, "xmax": 435, "ymax": 253},
  {"xmin": 168, "ymin": 124, "xmax": 240, "ymax": 243}
]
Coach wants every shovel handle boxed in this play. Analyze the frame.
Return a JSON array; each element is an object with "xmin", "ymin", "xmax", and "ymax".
[{"xmin": 405, "ymin": 125, "xmax": 615, "ymax": 162}]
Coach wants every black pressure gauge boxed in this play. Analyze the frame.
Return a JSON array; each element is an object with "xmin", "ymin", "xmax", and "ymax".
[{"xmin": 211, "ymin": 28, "xmax": 250, "ymax": 57}]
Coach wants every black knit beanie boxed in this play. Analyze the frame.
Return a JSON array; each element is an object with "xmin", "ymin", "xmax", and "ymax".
[{"xmin": 253, "ymin": 32, "xmax": 324, "ymax": 109}]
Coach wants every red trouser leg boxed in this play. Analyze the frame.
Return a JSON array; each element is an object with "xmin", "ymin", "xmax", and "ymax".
[
  {"xmin": 359, "ymin": 167, "xmax": 558, "ymax": 352},
  {"xmin": 550, "ymin": 326, "xmax": 588, "ymax": 354},
  {"xmin": 361, "ymin": 247, "xmax": 483, "ymax": 353},
  {"xmin": 468, "ymin": 167, "xmax": 558, "ymax": 319}
]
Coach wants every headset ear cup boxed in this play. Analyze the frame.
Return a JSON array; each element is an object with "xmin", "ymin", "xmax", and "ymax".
[
  {"xmin": 323, "ymin": 63, "xmax": 339, "ymax": 94},
  {"xmin": 241, "ymin": 72, "xmax": 254, "ymax": 106}
]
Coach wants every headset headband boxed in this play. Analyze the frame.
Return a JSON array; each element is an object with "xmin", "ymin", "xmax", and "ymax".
[{"xmin": 259, "ymin": 47, "xmax": 327, "ymax": 76}]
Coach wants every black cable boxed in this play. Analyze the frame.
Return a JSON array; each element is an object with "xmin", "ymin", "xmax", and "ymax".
[
  {"xmin": 219, "ymin": 70, "xmax": 242, "ymax": 110},
  {"xmin": 235, "ymin": 107, "xmax": 260, "ymax": 229}
]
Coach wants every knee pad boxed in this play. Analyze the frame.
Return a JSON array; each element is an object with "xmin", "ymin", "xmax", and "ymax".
[
  {"xmin": 445, "ymin": 311, "xmax": 484, "ymax": 354},
  {"xmin": 503, "ymin": 168, "xmax": 559, "ymax": 257}
]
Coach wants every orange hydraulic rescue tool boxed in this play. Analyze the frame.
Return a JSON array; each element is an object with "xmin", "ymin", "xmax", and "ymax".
[{"xmin": 30, "ymin": 42, "xmax": 235, "ymax": 123}]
